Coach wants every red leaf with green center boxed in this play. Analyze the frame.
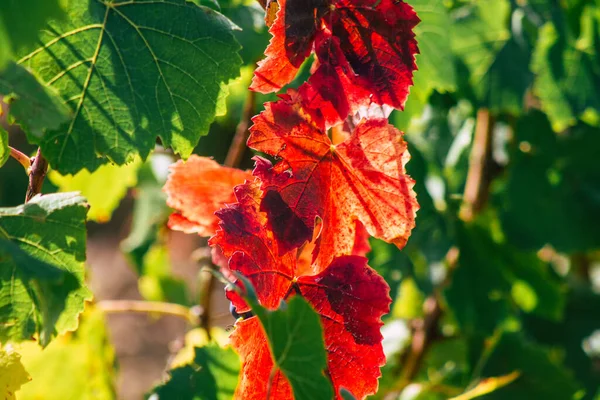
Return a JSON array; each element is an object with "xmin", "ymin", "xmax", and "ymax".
[
  {"xmin": 210, "ymin": 182, "xmax": 390, "ymax": 399},
  {"xmin": 248, "ymin": 93, "xmax": 418, "ymax": 269},
  {"xmin": 164, "ymin": 156, "xmax": 251, "ymax": 236},
  {"xmin": 251, "ymin": 0, "xmax": 419, "ymax": 125}
]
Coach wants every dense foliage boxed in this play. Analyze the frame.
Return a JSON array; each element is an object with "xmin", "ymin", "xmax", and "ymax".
[{"xmin": 1, "ymin": 0, "xmax": 599, "ymax": 399}]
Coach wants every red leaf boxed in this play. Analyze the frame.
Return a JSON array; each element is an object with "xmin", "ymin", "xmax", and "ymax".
[
  {"xmin": 164, "ymin": 156, "xmax": 251, "ymax": 236},
  {"xmin": 211, "ymin": 183, "xmax": 391, "ymax": 399},
  {"xmin": 248, "ymin": 94, "xmax": 418, "ymax": 269},
  {"xmin": 251, "ymin": 0, "xmax": 419, "ymax": 124}
]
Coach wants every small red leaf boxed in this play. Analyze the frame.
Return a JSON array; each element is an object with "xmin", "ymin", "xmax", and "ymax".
[
  {"xmin": 251, "ymin": 0, "xmax": 419, "ymax": 125},
  {"xmin": 164, "ymin": 156, "xmax": 251, "ymax": 236},
  {"xmin": 249, "ymin": 94, "xmax": 418, "ymax": 268}
]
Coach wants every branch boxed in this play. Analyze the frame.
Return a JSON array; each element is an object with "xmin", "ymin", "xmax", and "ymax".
[
  {"xmin": 96, "ymin": 299, "xmax": 199, "ymax": 324},
  {"xmin": 460, "ymin": 109, "xmax": 495, "ymax": 222},
  {"xmin": 9, "ymin": 146, "xmax": 31, "ymax": 172},
  {"xmin": 25, "ymin": 148, "xmax": 48, "ymax": 202},
  {"xmin": 224, "ymin": 89, "xmax": 256, "ymax": 168}
]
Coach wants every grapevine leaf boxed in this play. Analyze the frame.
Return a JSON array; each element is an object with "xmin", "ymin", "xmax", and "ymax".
[
  {"xmin": 137, "ymin": 244, "xmax": 189, "ymax": 306},
  {"xmin": 410, "ymin": 0, "xmax": 456, "ymax": 96},
  {"xmin": 121, "ymin": 161, "xmax": 170, "ymax": 272},
  {"xmin": 0, "ymin": 193, "xmax": 92, "ymax": 346},
  {"xmin": 164, "ymin": 155, "xmax": 251, "ymax": 237},
  {"xmin": 233, "ymin": 293, "xmax": 333, "ymax": 400},
  {"xmin": 210, "ymin": 182, "xmax": 390, "ymax": 399},
  {"xmin": 532, "ymin": 11, "xmax": 600, "ymax": 132},
  {"xmin": 0, "ymin": 346, "xmax": 31, "ymax": 400},
  {"xmin": 0, "ymin": 0, "xmax": 65, "ymax": 68},
  {"xmin": 249, "ymin": 94, "xmax": 418, "ymax": 269},
  {"xmin": 148, "ymin": 343, "xmax": 240, "ymax": 400},
  {"xmin": 0, "ymin": 62, "xmax": 70, "ymax": 137},
  {"xmin": 450, "ymin": 0, "xmax": 532, "ymax": 114},
  {"xmin": 49, "ymin": 158, "xmax": 141, "ymax": 223},
  {"xmin": 475, "ymin": 332, "xmax": 582, "ymax": 399},
  {"xmin": 445, "ymin": 223, "xmax": 565, "ymax": 336},
  {"xmin": 17, "ymin": 308, "xmax": 117, "ymax": 399},
  {"xmin": 18, "ymin": 0, "xmax": 242, "ymax": 173},
  {"xmin": 500, "ymin": 111, "xmax": 600, "ymax": 252},
  {"xmin": 0, "ymin": 239, "xmax": 73, "ymax": 345},
  {"xmin": 219, "ymin": 0, "xmax": 270, "ymax": 65},
  {"xmin": 251, "ymin": 0, "xmax": 419, "ymax": 125},
  {"xmin": 525, "ymin": 288, "xmax": 600, "ymax": 397},
  {"xmin": 0, "ymin": 127, "xmax": 8, "ymax": 168}
]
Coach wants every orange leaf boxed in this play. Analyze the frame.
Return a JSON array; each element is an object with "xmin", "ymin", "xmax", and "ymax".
[{"xmin": 164, "ymin": 156, "xmax": 251, "ymax": 236}]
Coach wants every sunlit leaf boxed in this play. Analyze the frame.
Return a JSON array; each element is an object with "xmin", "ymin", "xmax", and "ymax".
[
  {"xmin": 0, "ymin": 345, "xmax": 30, "ymax": 400},
  {"xmin": 0, "ymin": 193, "xmax": 91, "ymax": 346},
  {"xmin": 18, "ymin": 0, "xmax": 242, "ymax": 173},
  {"xmin": 49, "ymin": 158, "xmax": 141, "ymax": 223},
  {"xmin": 18, "ymin": 308, "xmax": 117, "ymax": 400}
]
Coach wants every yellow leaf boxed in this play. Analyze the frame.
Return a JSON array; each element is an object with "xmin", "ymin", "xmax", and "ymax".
[
  {"xmin": 449, "ymin": 371, "xmax": 521, "ymax": 400},
  {"xmin": 49, "ymin": 158, "xmax": 141, "ymax": 223},
  {"xmin": 0, "ymin": 345, "xmax": 31, "ymax": 400}
]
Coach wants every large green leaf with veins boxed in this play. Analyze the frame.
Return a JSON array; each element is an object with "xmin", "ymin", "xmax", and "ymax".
[
  {"xmin": 18, "ymin": 0, "xmax": 242, "ymax": 173},
  {"xmin": 0, "ymin": 193, "xmax": 92, "ymax": 346}
]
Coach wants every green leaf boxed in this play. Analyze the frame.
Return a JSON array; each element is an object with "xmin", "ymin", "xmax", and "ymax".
[
  {"xmin": 48, "ymin": 158, "xmax": 141, "ymax": 223},
  {"xmin": 475, "ymin": 332, "xmax": 582, "ymax": 400},
  {"xmin": 411, "ymin": 0, "xmax": 456, "ymax": 95},
  {"xmin": 0, "ymin": 62, "xmax": 70, "ymax": 137},
  {"xmin": 17, "ymin": 308, "xmax": 117, "ymax": 400},
  {"xmin": 525, "ymin": 288, "xmax": 600, "ymax": 398},
  {"xmin": 242, "ymin": 280, "xmax": 334, "ymax": 400},
  {"xmin": 219, "ymin": 0, "xmax": 270, "ymax": 65},
  {"xmin": 445, "ymin": 223, "xmax": 565, "ymax": 336},
  {"xmin": 0, "ymin": 127, "xmax": 8, "ymax": 168},
  {"xmin": 121, "ymin": 161, "xmax": 170, "ymax": 273},
  {"xmin": 0, "ymin": 346, "xmax": 31, "ymax": 400},
  {"xmin": 148, "ymin": 343, "xmax": 240, "ymax": 400},
  {"xmin": 138, "ymin": 244, "xmax": 189, "ymax": 306},
  {"xmin": 450, "ymin": 1, "xmax": 532, "ymax": 114},
  {"xmin": 18, "ymin": 0, "xmax": 242, "ymax": 173},
  {"xmin": 500, "ymin": 111, "xmax": 600, "ymax": 252},
  {"xmin": 0, "ymin": 193, "xmax": 92, "ymax": 346},
  {"xmin": 0, "ymin": 0, "xmax": 65, "ymax": 68},
  {"xmin": 532, "ymin": 12, "xmax": 600, "ymax": 132},
  {"xmin": 0, "ymin": 239, "xmax": 73, "ymax": 346}
]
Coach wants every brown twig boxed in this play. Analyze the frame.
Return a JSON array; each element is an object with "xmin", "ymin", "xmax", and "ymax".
[
  {"xmin": 196, "ymin": 87, "xmax": 257, "ymax": 335},
  {"xmin": 9, "ymin": 146, "xmax": 32, "ymax": 172},
  {"xmin": 96, "ymin": 299, "xmax": 198, "ymax": 324},
  {"xmin": 224, "ymin": 89, "xmax": 257, "ymax": 168},
  {"xmin": 460, "ymin": 109, "xmax": 495, "ymax": 222},
  {"xmin": 25, "ymin": 148, "xmax": 48, "ymax": 202}
]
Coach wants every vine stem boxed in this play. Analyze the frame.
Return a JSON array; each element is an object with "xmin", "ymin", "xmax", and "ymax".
[
  {"xmin": 389, "ymin": 110, "xmax": 496, "ymax": 397},
  {"xmin": 460, "ymin": 108, "xmax": 495, "ymax": 222},
  {"xmin": 9, "ymin": 146, "xmax": 32, "ymax": 172},
  {"xmin": 196, "ymin": 83, "xmax": 257, "ymax": 335},
  {"xmin": 96, "ymin": 299, "xmax": 199, "ymax": 324},
  {"xmin": 25, "ymin": 148, "xmax": 48, "ymax": 202}
]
